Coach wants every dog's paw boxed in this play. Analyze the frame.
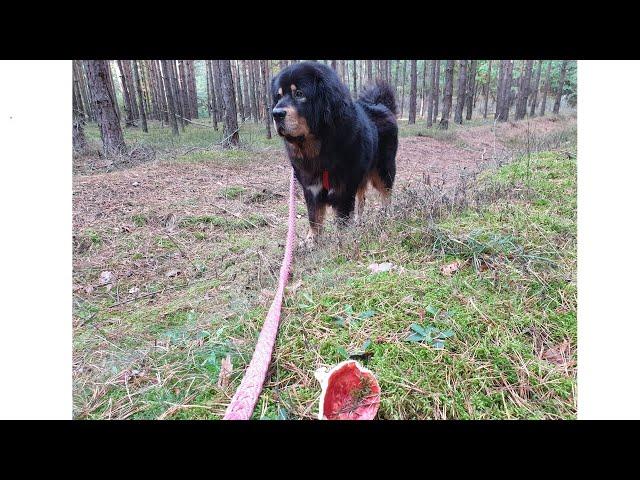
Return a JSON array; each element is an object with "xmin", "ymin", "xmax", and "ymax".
[{"xmin": 297, "ymin": 232, "xmax": 318, "ymax": 252}]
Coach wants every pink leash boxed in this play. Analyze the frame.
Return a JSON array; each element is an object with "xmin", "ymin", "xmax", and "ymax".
[{"xmin": 223, "ymin": 169, "xmax": 297, "ymax": 420}]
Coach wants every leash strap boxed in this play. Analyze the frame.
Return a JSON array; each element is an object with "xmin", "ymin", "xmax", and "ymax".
[{"xmin": 223, "ymin": 169, "xmax": 297, "ymax": 420}]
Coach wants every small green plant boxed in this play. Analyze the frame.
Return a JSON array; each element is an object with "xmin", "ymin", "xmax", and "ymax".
[
  {"xmin": 131, "ymin": 214, "xmax": 148, "ymax": 227},
  {"xmin": 83, "ymin": 229, "xmax": 102, "ymax": 246},
  {"xmin": 405, "ymin": 324, "xmax": 454, "ymax": 349},
  {"xmin": 219, "ymin": 186, "xmax": 245, "ymax": 199},
  {"xmin": 331, "ymin": 305, "xmax": 376, "ymax": 328}
]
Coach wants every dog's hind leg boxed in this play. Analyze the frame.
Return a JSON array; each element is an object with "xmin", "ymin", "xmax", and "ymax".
[{"xmin": 370, "ymin": 169, "xmax": 393, "ymax": 208}]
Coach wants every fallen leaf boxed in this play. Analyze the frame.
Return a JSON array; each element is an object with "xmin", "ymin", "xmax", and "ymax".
[
  {"xmin": 542, "ymin": 339, "xmax": 573, "ymax": 369},
  {"xmin": 217, "ymin": 355, "xmax": 233, "ymax": 389},
  {"xmin": 440, "ymin": 261, "xmax": 463, "ymax": 276},
  {"xmin": 129, "ymin": 286, "xmax": 140, "ymax": 294},
  {"xmin": 165, "ymin": 269, "xmax": 180, "ymax": 278},
  {"xmin": 85, "ymin": 285, "xmax": 94, "ymax": 294},
  {"xmin": 368, "ymin": 262, "xmax": 394, "ymax": 274},
  {"xmin": 99, "ymin": 271, "xmax": 114, "ymax": 285}
]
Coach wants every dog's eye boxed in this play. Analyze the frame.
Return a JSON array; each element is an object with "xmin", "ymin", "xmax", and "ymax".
[{"xmin": 294, "ymin": 89, "xmax": 305, "ymax": 99}]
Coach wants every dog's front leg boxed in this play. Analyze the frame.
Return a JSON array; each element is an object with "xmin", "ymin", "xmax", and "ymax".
[{"xmin": 302, "ymin": 189, "xmax": 327, "ymax": 247}]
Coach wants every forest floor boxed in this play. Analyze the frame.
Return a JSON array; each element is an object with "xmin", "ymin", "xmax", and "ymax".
[{"xmin": 73, "ymin": 112, "xmax": 577, "ymax": 419}]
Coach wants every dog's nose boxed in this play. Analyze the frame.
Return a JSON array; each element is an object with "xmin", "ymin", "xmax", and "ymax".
[{"xmin": 272, "ymin": 108, "xmax": 287, "ymax": 120}]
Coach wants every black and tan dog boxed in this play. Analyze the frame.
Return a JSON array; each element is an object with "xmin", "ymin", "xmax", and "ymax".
[{"xmin": 271, "ymin": 61, "xmax": 398, "ymax": 246}]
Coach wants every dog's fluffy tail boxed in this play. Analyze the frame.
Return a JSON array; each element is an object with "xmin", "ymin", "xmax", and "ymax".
[{"xmin": 357, "ymin": 80, "xmax": 398, "ymax": 116}]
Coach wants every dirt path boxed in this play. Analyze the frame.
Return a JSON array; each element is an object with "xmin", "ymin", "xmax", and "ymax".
[{"xmin": 73, "ymin": 116, "xmax": 575, "ymax": 301}]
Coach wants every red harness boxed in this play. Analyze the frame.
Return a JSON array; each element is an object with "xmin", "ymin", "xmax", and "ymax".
[{"xmin": 322, "ymin": 170, "xmax": 330, "ymax": 191}]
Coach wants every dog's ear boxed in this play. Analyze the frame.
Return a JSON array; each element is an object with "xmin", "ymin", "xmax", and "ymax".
[{"xmin": 314, "ymin": 68, "xmax": 349, "ymax": 134}]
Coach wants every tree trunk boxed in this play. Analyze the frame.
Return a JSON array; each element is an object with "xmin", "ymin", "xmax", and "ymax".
[
  {"xmin": 241, "ymin": 60, "xmax": 251, "ymax": 122},
  {"xmin": 427, "ymin": 60, "xmax": 436, "ymax": 128},
  {"xmin": 495, "ymin": 60, "xmax": 506, "ymax": 119},
  {"xmin": 408, "ymin": 60, "xmax": 418, "ymax": 124},
  {"xmin": 483, "ymin": 60, "xmax": 492, "ymax": 119},
  {"xmin": 248, "ymin": 60, "xmax": 258, "ymax": 123},
  {"xmin": 84, "ymin": 60, "xmax": 126, "ymax": 155},
  {"xmin": 540, "ymin": 61, "xmax": 552, "ymax": 116},
  {"xmin": 72, "ymin": 85, "xmax": 87, "ymax": 153},
  {"xmin": 234, "ymin": 60, "xmax": 245, "ymax": 121},
  {"xmin": 400, "ymin": 60, "xmax": 407, "ymax": 117},
  {"xmin": 169, "ymin": 61, "xmax": 185, "ymax": 130},
  {"xmin": 503, "ymin": 60, "xmax": 514, "ymax": 121},
  {"xmin": 515, "ymin": 60, "xmax": 533, "ymax": 120},
  {"xmin": 454, "ymin": 60, "xmax": 468, "ymax": 124},
  {"xmin": 188, "ymin": 60, "xmax": 199, "ymax": 118},
  {"xmin": 352, "ymin": 59, "xmax": 357, "ymax": 96},
  {"xmin": 331, "ymin": 60, "xmax": 337, "ymax": 71},
  {"xmin": 553, "ymin": 60, "xmax": 568, "ymax": 114},
  {"xmin": 132, "ymin": 60, "xmax": 148, "ymax": 132},
  {"xmin": 117, "ymin": 60, "xmax": 136, "ymax": 126},
  {"xmin": 219, "ymin": 60, "xmax": 240, "ymax": 147},
  {"xmin": 465, "ymin": 59, "xmax": 477, "ymax": 120},
  {"xmin": 160, "ymin": 60, "xmax": 179, "ymax": 135},
  {"xmin": 529, "ymin": 60, "xmax": 542, "ymax": 117},
  {"xmin": 206, "ymin": 61, "xmax": 218, "ymax": 130},
  {"xmin": 366, "ymin": 60, "xmax": 373, "ymax": 85},
  {"xmin": 420, "ymin": 60, "xmax": 427, "ymax": 118},
  {"xmin": 178, "ymin": 60, "xmax": 191, "ymax": 120},
  {"xmin": 261, "ymin": 60, "xmax": 272, "ymax": 139},
  {"xmin": 439, "ymin": 60, "xmax": 454, "ymax": 129},
  {"xmin": 433, "ymin": 60, "xmax": 440, "ymax": 124}
]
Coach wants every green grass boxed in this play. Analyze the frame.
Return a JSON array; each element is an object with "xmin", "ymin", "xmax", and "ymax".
[
  {"xmin": 84, "ymin": 120, "xmax": 282, "ymax": 152},
  {"xmin": 76, "ymin": 147, "xmax": 574, "ymax": 420},
  {"xmin": 259, "ymin": 148, "xmax": 577, "ymax": 419}
]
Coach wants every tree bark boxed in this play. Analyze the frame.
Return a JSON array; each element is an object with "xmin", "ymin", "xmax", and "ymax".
[
  {"xmin": 219, "ymin": 60, "xmax": 240, "ymax": 146},
  {"xmin": 84, "ymin": 60, "xmax": 126, "ymax": 155},
  {"xmin": 188, "ymin": 60, "xmax": 199, "ymax": 118},
  {"xmin": 408, "ymin": 60, "xmax": 418, "ymax": 124},
  {"xmin": 553, "ymin": 60, "xmax": 568, "ymax": 114},
  {"xmin": 427, "ymin": 60, "xmax": 436, "ymax": 128},
  {"xmin": 366, "ymin": 60, "xmax": 373, "ymax": 85},
  {"xmin": 433, "ymin": 60, "xmax": 440, "ymax": 124},
  {"xmin": 178, "ymin": 60, "xmax": 191, "ymax": 120},
  {"xmin": 234, "ymin": 60, "xmax": 245, "ymax": 121},
  {"xmin": 261, "ymin": 60, "xmax": 272, "ymax": 139},
  {"xmin": 465, "ymin": 59, "xmax": 477, "ymax": 120},
  {"xmin": 483, "ymin": 60, "xmax": 492, "ymax": 119},
  {"xmin": 352, "ymin": 59, "xmax": 357, "ymax": 96},
  {"xmin": 331, "ymin": 60, "xmax": 337, "ymax": 71},
  {"xmin": 515, "ymin": 60, "xmax": 534, "ymax": 120},
  {"xmin": 400, "ymin": 60, "xmax": 407, "ymax": 117},
  {"xmin": 169, "ymin": 61, "xmax": 185, "ymax": 130},
  {"xmin": 246, "ymin": 60, "xmax": 258, "ymax": 123},
  {"xmin": 454, "ymin": 60, "xmax": 468, "ymax": 124},
  {"xmin": 160, "ymin": 60, "xmax": 179, "ymax": 135},
  {"xmin": 540, "ymin": 61, "xmax": 552, "ymax": 116},
  {"xmin": 241, "ymin": 60, "xmax": 250, "ymax": 121},
  {"xmin": 420, "ymin": 60, "xmax": 427, "ymax": 118},
  {"xmin": 205, "ymin": 60, "xmax": 218, "ymax": 130},
  {"xmin": 117, "ymin": 60, "xmax": 136, "ymax": 125},
  {"xmin": 132, "ymin": 60, "xmax": 148, "ymax": 132},
  {"xmin": 529, "ymin": 60, "xmax": 542, "ymax": 117},
  {"xmin": 439, "ymin": 60, "xmax": 454, "ymax": 129},
  {"xmin": 248, "ymin": 60, "xmax": 258, "ymax": 123}
]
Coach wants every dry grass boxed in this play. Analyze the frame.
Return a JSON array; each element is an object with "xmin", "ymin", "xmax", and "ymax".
[{"xmin": 72, "ymin": 113, "xmax": 577, "ymax": 419}]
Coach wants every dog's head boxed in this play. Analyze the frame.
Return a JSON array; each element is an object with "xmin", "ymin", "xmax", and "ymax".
[{"xmin": 271, "ymin": 61, "xmax": 350, "ymax": 143}]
